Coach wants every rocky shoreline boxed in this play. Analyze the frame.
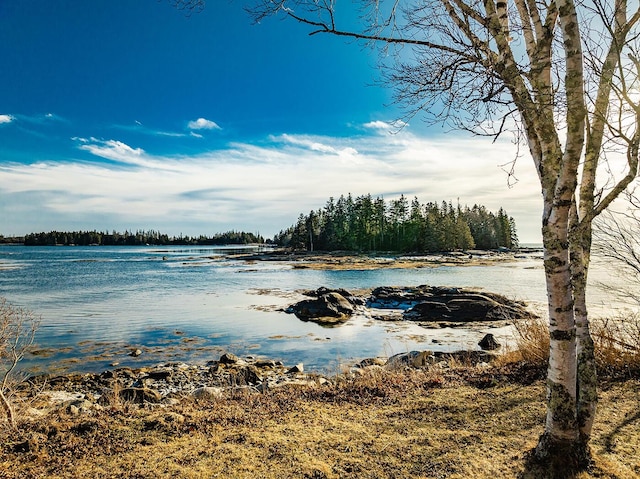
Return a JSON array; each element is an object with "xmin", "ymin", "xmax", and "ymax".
[
  {"xmin": 231, "ymin": 247, "xmax": 543, "ymax": 270},
  {"xmin": 21, "ymin": 348, "xmax": 499, "ymax": 419}
]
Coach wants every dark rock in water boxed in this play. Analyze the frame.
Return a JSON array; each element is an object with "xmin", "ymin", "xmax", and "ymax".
[
  {"xmin": 368, "ymin": 285, "xmax": 436, "ymax": 309},
  {"xmin": 366, "ymin": 285, "xmax": 537, "ymax": 323},
  {"xmin": 478, "ymin": 333, "xmax": 501, "ymax": 350},
  {"xmin": 129, "ymin": 349, "xmax": 143, "ymax": 357},
  {"xmin": 304, "ymin": 287, "xmax": 365, "ymax": 306},
  {"xmin": 286, "ymin": 292, "xmax": 354, "ymax": 324},
  {"xmin": 404, "ymin": 301, "xmax": 452, "ymax": 320}
]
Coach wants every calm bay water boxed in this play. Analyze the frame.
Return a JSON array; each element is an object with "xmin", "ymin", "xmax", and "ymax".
[{"xmin": 0, "ymin": 244, "xmax": 620, "ymax": 374}]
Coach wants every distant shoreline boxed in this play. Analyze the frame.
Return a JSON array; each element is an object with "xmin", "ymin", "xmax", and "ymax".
[{"xmin": 229, "ymin": 248, "xmax": 543, "ymax": 271}]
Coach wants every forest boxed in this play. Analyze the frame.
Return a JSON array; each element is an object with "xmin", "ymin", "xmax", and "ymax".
[
  {"xmin": 13, "ymin": 194, "xmax": 516, "ymax": 252},
  {"xmin": 22, "ymin": 230, "xmax": 264, "ymax": 246},
  {"xmin": 273, "ymin": 194, "xmax": 517, "ymax": 252}
]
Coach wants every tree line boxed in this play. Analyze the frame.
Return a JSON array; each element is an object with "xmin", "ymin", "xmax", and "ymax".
[
  {"xmin": 273, "ymin": 194, "xmax": 517, "ymax": 252},
  {"xmin": 22, "ymin": 230, "xmax": 264, "ymax": 246}
]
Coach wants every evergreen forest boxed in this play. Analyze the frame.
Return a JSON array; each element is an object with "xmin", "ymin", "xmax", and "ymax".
[
  {"xmin": 273, "ymin": 194, "xmax": 518, "ymax": 252},
  {"xmin": 22, "ymin": 230, "xmax": 264, "ymax": 246}
]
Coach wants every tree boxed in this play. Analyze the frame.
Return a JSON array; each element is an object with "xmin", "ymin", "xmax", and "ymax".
[
  {"xmin": 593, "ymin": 191, "xmax": 640, "ymax": 304},
  {"xmin": 249, "ymin": 0, "xmax": 640, "ymax": 471}
]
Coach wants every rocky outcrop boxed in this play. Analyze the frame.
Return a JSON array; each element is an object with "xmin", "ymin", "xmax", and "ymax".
[
  {"xmin": 286, "ymin": 284, "xmax": 536, "ymax": 326},
  {"xmin": 368, "ymin": 285, "xmax": 535, "ymax": 324},
  {"xmin": 285, "ymin": 288, "xmax": 356, "ymax": 325}
]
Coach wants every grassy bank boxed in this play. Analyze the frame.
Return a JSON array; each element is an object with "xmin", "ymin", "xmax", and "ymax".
[{"xmin": 1, "ymin": 361, "xmax": 638, "ymax": 479}]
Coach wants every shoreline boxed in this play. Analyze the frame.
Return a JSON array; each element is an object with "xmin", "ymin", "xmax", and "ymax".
[{"xmin": 229, "ymin": 247, "xmax": 543, "ymax": 270}]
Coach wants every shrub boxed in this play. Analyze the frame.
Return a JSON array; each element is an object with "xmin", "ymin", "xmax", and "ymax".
[{"xmin": 0, "ymin": 297, "xmax": 39, "ymax": 429}]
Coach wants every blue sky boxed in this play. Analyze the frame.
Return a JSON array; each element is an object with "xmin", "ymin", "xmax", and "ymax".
[{"xmin": 0, "ymin": 0, "xmax": 542, "ymax": 242}]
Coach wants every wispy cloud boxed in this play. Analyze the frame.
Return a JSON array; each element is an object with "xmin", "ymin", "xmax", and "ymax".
[
  {"xmin": 112, "ymin": 121, "xmax": 188, "ymax": 138},
  {"xmin": 188, "ymin": 118, "xmax": 221, "ymax": 130},
  {"xmin": 0, "ymin": 114, "xmax": 15, "ymax": 125},
  {"xmin": 75, "ymin": 138, "xmax": 177, "ymax": 170},
  {"xmin": 363, "ymin": 119, "xmax": 408, "ymax": 132},
  {"xmin": 0, "ymin": 130, "xmax": 542, "ymax": 241},
  {"xmin": 275, "ymin": 134, "xmax": 359, "ymax": 157}
]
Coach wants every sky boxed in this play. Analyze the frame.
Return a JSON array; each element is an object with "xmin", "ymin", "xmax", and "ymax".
[{"xmin": 0, "ymin": 0, "xmax": 543, "ymax": 243}]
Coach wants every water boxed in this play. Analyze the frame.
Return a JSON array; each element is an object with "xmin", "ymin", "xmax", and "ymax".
[{"xmin": 0, "ymin": 245, "xmax": 625, "ymax": 374}]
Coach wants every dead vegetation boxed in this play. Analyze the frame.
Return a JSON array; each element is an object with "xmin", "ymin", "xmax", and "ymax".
[
  {"xmin": 0, "ymin": 357, "xmax": 638, "ymax": 478},
  {"xmin": 0, "ymin": 297, "xmax": 39, "ymax": 429}
]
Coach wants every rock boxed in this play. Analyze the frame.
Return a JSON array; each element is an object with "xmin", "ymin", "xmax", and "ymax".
[
  {"xmin": 358, "ymin": 357, "xmax": 387, "ymax": 368},
  {"xmin": 219, "ymin": 352, "xmax": 240, "ymax": 364},
  {"xmin": 230, "ymin": 366, "xmax": 262, "ymax": 385},
  {"xmin": 147, "ymin": 368, "xmax": 173, "ymax": 380},
  {"xmin": 119, "ymin": 387, "xmax": 162, "ymax": 404},
  {"xmin": 404, "ymin": 301, "xmax": 452, "ymax": 320},
  {"xmin": 433, "ymin": 350, "xmax": 496, "ymax": 365},
  {"xmin": 369, "ymin": 286, "xmax": 538, "ymax": 323},
  {"xmin": 43, "ymin": 390, "xmax": 85, "ymax": 404},
  {"xmin": 255, "ymin": 359, "xmax": 277, "ymax": 369},
  {"xmin": 286, "ymin": 292, "xmax": 354, "ymax": 324},
  {"xmin": 192, "ymin": 386, "xmax": 224, "ymax": 401},
  {"xmin": 478, "ymin": 333, "xmax": 501, "ymax": 350},
  {"xmin": 385, "ymin": 351, "xmax": 432, "ymax": 369},
  {"xmin": 288, "ymin": 363, "xmax": 304, "ymax": 374},
  {"xmin": 129, "ymin": 349, "xmax": 143, "ymax": 357},
  {"xmin": 368, "ymin": 285, "xmax": 451, "ymax": 308}
]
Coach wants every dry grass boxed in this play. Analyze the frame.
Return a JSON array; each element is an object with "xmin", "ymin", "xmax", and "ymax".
[
  {"xmin": 0, "ymin": 365, "xmax": 638, "ymax": 479},
  {"xmin": 506, "ymin": 312, "xmax": 640, "ymax": 377},
  {"xmin": 592, "ymin": 313, "xmax": 640, "ymax": 378}
]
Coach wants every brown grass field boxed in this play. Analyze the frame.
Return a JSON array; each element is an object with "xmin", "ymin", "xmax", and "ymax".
[{"xmin": 1, "ymin": 356, "xmax": 639, "ymax": 479}]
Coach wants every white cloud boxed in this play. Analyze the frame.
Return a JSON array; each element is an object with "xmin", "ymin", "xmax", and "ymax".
[
  {"xmin": 276, "ymin": 134, "xmax": 360, "ymax": 157},
  {"xmin": 187, "ymin": 118, "xmax": 221, "ymax": 130},
  {"xmin": 363, "ymin": 120, "xmax": 391, "ymax": 130},
  {"xmin": 0, "ymin": 130, "xmax": 543, "ymax": 242},
  {"xmin": 363, "ymin": 120, "xmax": 408, "ymax": 132},
  {"xmin": 0, "ymin": 114, "xmax": 15, "ymax": 125}
]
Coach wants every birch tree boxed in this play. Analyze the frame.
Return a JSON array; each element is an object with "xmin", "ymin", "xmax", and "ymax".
[{"xmin": 247, "ymin": 0, "xmax": 640, "ymax": 471}]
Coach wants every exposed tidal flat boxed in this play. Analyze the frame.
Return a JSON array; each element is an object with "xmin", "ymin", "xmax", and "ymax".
[{"xmin": 0, "ymin": 244, "xmax": 624, "ymax": 375}]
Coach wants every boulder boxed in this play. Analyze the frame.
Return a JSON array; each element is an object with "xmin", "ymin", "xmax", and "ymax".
[
  {"xmin": 478, "ymin": 333, "xmax": 501, "ymax": 350},
  {"xmin": 385, "ymin": 350, "xmax": 432, "ymax": 369},
  {"xmin": 219, "ymin": 352, "xmax": 240, "ymax": 364},
  {"xmin": 119, "ymin": 387, "xmax": 162, "ymax": 404},
  {"xmin": 192, "ymin": 386, "xmax": 224, "ymax": 401},
  {"xmin": 404, "ymin": 301, "xmax": 452, "ymax": 320},
  {"xmin": 286, "ymin": 292, "xmax": 354, "ymax": 324},
  {"xmin": 230, "ymin": 366, "xmax": 262, "ymax": 385},
  {"xmin": 287, "ymin": 363, "xmax": 304, "ymax": 374}
]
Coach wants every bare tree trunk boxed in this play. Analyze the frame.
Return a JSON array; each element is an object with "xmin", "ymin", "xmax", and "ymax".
[
  {"xmin": 570, "ymin": 213, "xmax": 598, "ymax": 442},
  {"xmin": 536, "ymin": 204, "xmax": 580, "ymax": 461},
  {"xmin": 0, "ymin": 388, "xmax": 15, "ymax": 429}
]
